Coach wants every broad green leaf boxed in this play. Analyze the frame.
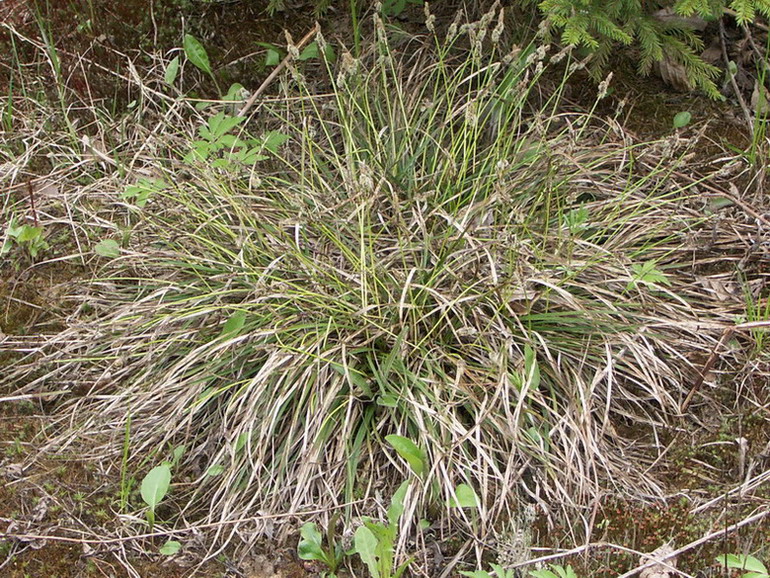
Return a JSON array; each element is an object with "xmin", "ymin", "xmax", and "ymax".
[
  {"xmin": 140, "ymin": 463, "xmax": 171, "ymax": 511},
  {"xmin": 529, "ymin": 570, "xmax": 559, "ymax": 578},
  {"xmin": 206, "ymin": 112, "xmax": 245, "ymax": 139},
  {"xmin": 299, "ymin": 41, "xmax": 320, "ymax": 61},
  {"xmin": 673, "ymin": 111, "xmax": 692, "ymax": 128},
  {"xmin": 94, "ymin": 239, "xmax": 120, "ymax": 257},
  {"xmin": 297, "ymin": 522, "xmax": 325, "ymax": 562},
  {"xmin": 262, "ymin": 130, "xmax": 290, "ymax": 153},
  {"xmin": 489, "ymin": 564, "xmax": 516, "ymax": 578},
  {"xmin": 6, "ymin": 218, "xmax": 24, "ymax": 238},
  {"xmin": 234, "ymin": 432, "xmax": 248, "ymax": 453},
  {"xmin": 238, "ymin": 148, "xmax": 268, "ymax": 164},
  {"xmin": 329, "ymin": 362, "xmax": 373, "ymax": 397},
  {"xmin": 266, "ymin": 47, "xmax": 281, "ymax": 67},
  {"xmin": 220, "ymin": 311, "xmax": 247, "ymax": 338},
  {"xmin": 206, "ymin": 464, "xmax": 225, "ymax": 476},
  {"xmin": 159, "ymin": 540, "xmax": 182, "ymax": 555},
  {"xmin": 523, "ymin": 345, "xmax": 540, "ymax": 388},
  {"xmin": 353, "ymin": 526, "xmax": 380, "ymax": 578},
  {"xmin": 123, "ymin": 178, "xmax": 167, "ymax": 208},
  {"xmin": 323, "ymin": 44, "xmax": 336, "ymax": 62},
  {"xmin": 377, "ymin": 394, "xmax": 398, "ymax": 407},
  {"xmin": 164, "ymin": 55, "xmax": 180, "ymax": 85},
  {"xmin": 716, "ymin": 553, "xmax": 733, "ymax": 568},
  {"xmin": 718, "ymin": 554, "xmax": 768, "ymax": 573},
  {"xmin": 189, "ymin": 142, "xmax": 211, "ymax": 159},
  {"xmin": 171, "ymin": 445, "xmax": 185, "ymax": 467},
  {"xmin": 630, "ymin": 260, "xmax": 671, "ymax": 288},
  {"xmin": 298, "ymin": 42, "xmax": 337, "ymax": 63},
  {"xmin": 218, "ymin": 134, "xmax": 243, "ymax": 148},
  {"xmin": 449, "ymin": 483, "xmax": 480, "ymax": 509},
  {"xmin": 223, "ymin": 82, "xmax": 245, "ymax": 101},
  {"xmin": 708, "ymin": 196, "xmax": 734, "ymax": 211},
  {"xmin": 183, "ymin": 34, "xmax": 212, "ymax": 76},
  {"xmin": 26, "ymin": 237, "xmax": 48, "ymax": 258},
  {"xmin": 382, "ymin": 0, "xmax": 408, "ymax": 17},
  {"xmin": 385, "ymin": 435, "xmax": 425, "ymax": 476},
  {"xmin": 386, "ymin": 480, "xmax": 409, "ymax": 526},
  {"xmin": 16, "ymin": 225, "xmax": 42, "ymax": 243}
]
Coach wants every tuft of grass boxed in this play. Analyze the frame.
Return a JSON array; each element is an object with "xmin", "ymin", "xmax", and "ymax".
[{"xmin": 1, "ymin": 4, "xmax": 751, "ymax": 568}]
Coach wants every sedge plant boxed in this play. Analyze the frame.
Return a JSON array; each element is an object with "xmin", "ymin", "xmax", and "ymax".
[{"xmin": 0, "ymin": 3, "xmax": 729, "ymax": 561}]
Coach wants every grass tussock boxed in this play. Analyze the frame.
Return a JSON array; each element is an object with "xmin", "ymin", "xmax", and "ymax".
[{"xmin": 2, "ymin": 5, "xmax": 764, "ymax": 569}]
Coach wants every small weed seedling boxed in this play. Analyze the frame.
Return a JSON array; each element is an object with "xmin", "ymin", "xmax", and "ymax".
[
  {"xmin": 139, "ymin": 456, "xmax": 185, "ymax": 556},
  {"xmin": 1, "ymin": 217, "xmax": 49, "ymax": 259},
  {"xmin": 353, "ymin": 480, "xmax": 413, "ymax": 578},
  {"xmin": 673, "ymin": 111, "xmax": 692, "ymax": 129},
  {"xmin": 297, "ymin": 515, "xmax": 345, "ymax": 577},
  {"xmin": 183, "ymin": 111, "xmax": 289, "ymax": 170},
  {"xmin": 140, "ymin": 462, "xmax": 172, "ymax": 532},
  {"xmin": 257, "ymin": 39, "xmax": 335, "ymax": 68},
  {"xmin": 385, "ymin": 435, "xmax": 426, "ymax": 477},
  {"xmin": 140, "ymin": 448, "xmax": 182, "ymax": 520},
  {"xmin": 122, "ymin": 177, "xmax": 168, "ymax": 208},
  {"xmin": 627, "ymin": 260, "xmax": 671, "ymax": 291}
]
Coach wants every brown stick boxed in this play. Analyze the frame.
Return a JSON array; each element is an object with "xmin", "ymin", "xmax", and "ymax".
[
  {"xmin": 237, "ymin": 22, "xmax": 320, "ymax": 117},
  {"xmin": 27, "ymin": 180, "xmax": 38, "ymax": 227},
  {"xmin": 681, "ymin": 319, "xmax": 770, "ymax": 413},
  {"xmin": 719, "ymin": 18, "xmax": 753, "ymax": 128},
  {"xmin": 681, "ymin": 326, "xmax": 735, "ymax": 413}
]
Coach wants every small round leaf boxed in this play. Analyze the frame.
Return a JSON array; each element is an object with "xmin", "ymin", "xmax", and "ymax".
[
  {"xmin": 159, "ymin": 540, "xmax": 182, "ymax": 555},
  {"xmin": 95, "ymin": 239, "xmax": 120, "ymax": 258},
  {"xmin": 673, "ymin": 111, "xmax": 692, "ymax": 129}
]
